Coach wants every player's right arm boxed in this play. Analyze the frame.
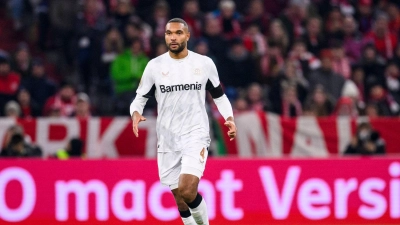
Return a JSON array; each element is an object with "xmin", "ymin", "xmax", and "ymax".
[
  {"xmin": 130, "ymin": 61, "xmax": 156, "ymax": 137},
  {"xmin": 205, "ymin": 57, "xmax": 237, "ymax": 141}
]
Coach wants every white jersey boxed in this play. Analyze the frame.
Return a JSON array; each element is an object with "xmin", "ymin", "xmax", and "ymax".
[{"xmin": 136, "ymin": 51, "xmax": 220, "ymax": 152}]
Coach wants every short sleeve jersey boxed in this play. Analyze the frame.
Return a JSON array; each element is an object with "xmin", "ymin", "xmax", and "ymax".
[{"xmin": 137, "ymin": 51, "xmax": 220, "ymax": 152}]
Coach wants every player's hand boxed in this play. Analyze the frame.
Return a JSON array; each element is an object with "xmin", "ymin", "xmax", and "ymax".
[
  {"xmin": 132, "ymin": 111, "xmax": 146, "ymax": 137},
  {"xmin": 224, "ymin": 118, "xmax": 237, "ymax": 141}
]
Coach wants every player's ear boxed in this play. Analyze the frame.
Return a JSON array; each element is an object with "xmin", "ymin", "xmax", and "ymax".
[{"xmin": 186, "ymin": 31, "xmax": 190, "ymax": 42}]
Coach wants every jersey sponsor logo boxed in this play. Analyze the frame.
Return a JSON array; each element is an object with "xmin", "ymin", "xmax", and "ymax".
[
  {"xmin": 159, "ymin": 82, "xmax": 202, "ymax": 93},
  {"xmin": 161, "ymin": 71, "xmax": 169, "ymax": 77}
]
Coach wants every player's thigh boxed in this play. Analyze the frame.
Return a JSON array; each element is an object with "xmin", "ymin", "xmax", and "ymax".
[
  {"xmin": 181, "ymin": 144, "xmax": 209, "ymax": 179},
  {"xmin": 157, "ymin": 151, "xmax": 182, "ymax": 188}
]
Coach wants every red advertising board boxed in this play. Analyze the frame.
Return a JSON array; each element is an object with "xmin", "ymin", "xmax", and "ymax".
[
  {"xmin": 1, "ymin": 158, "xmax": 400, "ymax": 224},
  {"xmin": 1, "ymin": 114, "xmax": 399, "ymax": 158}
]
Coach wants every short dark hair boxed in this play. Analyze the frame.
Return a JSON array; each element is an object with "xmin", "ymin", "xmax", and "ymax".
[{"xmin": 167, "ymin": 18, "xmax": 188, "ymax": 29}]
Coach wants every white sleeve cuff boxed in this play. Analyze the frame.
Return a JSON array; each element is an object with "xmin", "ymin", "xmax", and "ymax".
[
  {"xmin": 213, "ymin": 94, "xmax": 234, "ymax": 120},
  {"xmin": 129, "ymin": 95, "xmax": 149, "ymax": 116}
]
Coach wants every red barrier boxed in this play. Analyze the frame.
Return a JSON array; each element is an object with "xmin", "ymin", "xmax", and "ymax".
[
  {"xmin": 1, "ymin": 158, "xmax": 400, "ymax": 224},
  {"xmin": 0, "ymin": 115, "xmax": 399, "ymax": 157}
]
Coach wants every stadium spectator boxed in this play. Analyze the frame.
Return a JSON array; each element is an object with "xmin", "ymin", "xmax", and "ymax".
[
  {"xmin": 11, "ymin": 42, "xmax": 31, "ymax": 78},
  {"xmin": 0, "ymin": 55, "xmax": 21, "ymax": 116},
  {"xmin": 219, "ymin": 38, "xmax": 256, "ymax": 89},
  {"xmin": 211, "ymin": 0, "xmax": 241, "ymax": 40},
  {"xmin": 112, "ymin": 0, "xmax": 136, "ymax": 34},
  {"xmin": 359, "ymin": 44, "xmax": 386, "ymax": 96},
  {"xmin": 102, "ymin": 26, "xmax": 125, "ymax": 65},
  {"xmin": 263, "ymin": 0, "xmax": 290, "ymax": 18},
  {"xmin": 269, "ymin": 59, "xmax": 308, "ymax": 114},
  {"xmin": 123, "ymin": 21, "xmax": 139, "ymax": 46},
  {"xmin": 287, "ymin": 39, "xmax": 321, "ymax": 79},
  {"xmin": 75, "ymin": 0, "xmax": 108, "ymax": 93},
  {"xmin": 385, "ymin": 62, "xmax": 400, "ymax": 104},
  {"xmin": 364, "ymin": 103, "xmax": 380, "ymax": 117},
  {"xmin": 47, "ymin": 105, "xmax": 62, "ymax": 117},
  {"xmin": 43, "ymin": 82, "xmax": 77, "ymax": 117},
  {"xmin": 281, "ymin": 84, "xmax": 303, "ymax": 117},
  {"xmin": 375, "ymin": 0, "xmax": 391, "ymax": 16},
  {"xmin": 111, "ymin": 38, "xmax": 149, "ymax": 114},
  {"xmin": 331, "ymin": 40, "xmax": 351, "ymax": 79},
  {"xmin": 308, "ymin": 49, "xmax": 345, "ymax": 101},
  {"xmin": 342, "ymin": 15, "xmax": 365, "ymax": 63},
  {"xmin": 201, "ymin": 17, "xmax": 228, "ymax": 63},
  {"xmin": 324, "ymin": 7, "xmax": 344, "ymax": 42},
  {"xmin": 304, "ymin": 85, "xmax": 335, "ymax": 117},
  {"xmin": 21, "ymin": 58, "xmax": 57, "ymax": 111},
  {"xmin": 193, "ymin": 38, "xmax": 216, "ymax": 63},
  {"xmin": 17, "ymin": 88, "xmax": 40, "ymax": 118},
  {"xmin": 4, "ymin": 100, "xmax": 20, "ymax": 118},
  {"xmin": 365, "ymin": 13, "xmax": 398, "ymax": 59},
  {"xmin": 345, "ymin": 122, "xmax": 385, "ymax": 155},
  {"xmin": 152, "ymin": 41, "xmax": 168, "ymax": 57},
  {"xmin": 123, "ymin": 20, "xmax": 152, "ymax": 54},
  {"xmin": 233, "ymin": 97, "xmax": 249, "ymax": 114},
  {"xmin": 7, "ymin": 0, "xmax": 25, "ymax": 30},
  {"xmin": 49, "ymin": 0, "xmax": 78, "ymax": 63},
  {"xmin": 302, "ymin": 16, "xmax": 326, "ymax": 56},
  {"xmin": 246, "ymin": 83, "xmax": 269, "ymax": 112},
  {"xmin": 241, "ymin": 0, "xmax": 270, "ymax": 35},
  {"xmin": 182, "ymin": 0, "xmax": 203, "ymax": 38},
  {"xmin": 355, "ymin": 0, "xmax": 374, "ymax": 34},
  {"xmin": 388, "ymin": 2, "xmax": 400, "ymax": 36},
  {"xmin": 100, "ymin": 26, "xmax": 124, "ymax": 96},
  {"xmin": 259, "ymin": 41, "xmax": 285, "ymax": 80},
  {"xmin": 367, "ymin": 83, "xmax": 399, "ymax": 116},
  {"xmin": 341, "ymin": 77, "xmax": 361, "ymax": 107},
  {"xmin": 351, "ymin": 66, "xmax": 366, "ymax": 107},
  {"xmin": 0, "ymin": 0, "xmax": 399, "ymax": 123},
  {"xmin": 111, "ymin": 37, "xmax": 148, "ymax": 92},
  {"xmin": 73, "ymin": 92, "xmax": 92, "ymax": 119},
  {"xmin": 0, "ymin": 133, "xmax": 42, "ymax": 157},
  {"xmin": 35, "ymin": 0, "xmax": 51, "ymax": 52},
  {"xmin": 1, "ymin": 125, "xmax": 23, "ymax": 149},
  {"xmin": 333, "ymin": 96, "xmax": 358, "ymax": 117},
  {"xmin": 393, "ymin": 45, "xmax": 400, "ymax": 66},
  {"xmin": 55, "ymin": 138, "xmax": 84, "ymax": 159},
  {"xmin": 279, "ymin": 0, "xmax": 309, "ymax": 45},
  {"xmin": 267, "ymin": 19, "xmax": 290, "ymax": 54},
  {"xmin": 148, "ymin": 0, "xmax": 170, "ymax": 40},
  {"xmin": 242, "ymin": 24, "xmax": 267, "ymax": 58}
]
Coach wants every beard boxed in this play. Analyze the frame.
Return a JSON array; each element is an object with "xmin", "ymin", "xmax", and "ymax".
[{"xmin": 167, "ymin": 41, "xmax": 186, "ymax": 54}]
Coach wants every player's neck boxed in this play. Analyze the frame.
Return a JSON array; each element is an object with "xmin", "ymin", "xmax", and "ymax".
[{"xmin": 168, "ymin": 48, "xmax": 189, "ymax": 59}]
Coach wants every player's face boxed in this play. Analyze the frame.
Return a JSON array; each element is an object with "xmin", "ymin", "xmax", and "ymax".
[{"xmin": 165, "ymin": 22, "xmax": 190, "ymax": 54}]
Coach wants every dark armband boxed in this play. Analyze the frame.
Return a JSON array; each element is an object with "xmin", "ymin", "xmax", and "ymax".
[{"xmin": 206, "ymin": 80, "xmax": 224, "ymax": 98}]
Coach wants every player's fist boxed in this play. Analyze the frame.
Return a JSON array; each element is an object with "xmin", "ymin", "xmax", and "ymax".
[
  {"xmin": 132, "ymin": 111, "xmax": 146, "ymax": 137},
  {"xmin": 224, "ymin": 118, "xmax": 237, "ymax": 141}
]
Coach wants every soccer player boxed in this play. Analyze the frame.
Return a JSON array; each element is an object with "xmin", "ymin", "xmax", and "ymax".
[{"xmin": 130, "ymin": 18, "xmax": 236, "ymax": 225}]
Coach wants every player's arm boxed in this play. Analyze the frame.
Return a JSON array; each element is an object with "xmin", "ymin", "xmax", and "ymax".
[
  {"xmin": 205, "ymin": 58, "xmax": 236, "ymax": 141},
  {"xmin": 130, "ymin": 61, "xmax": 155, "ymax": 137}
]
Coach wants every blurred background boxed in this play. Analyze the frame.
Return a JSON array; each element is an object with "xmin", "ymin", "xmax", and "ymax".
[
  {"xmin": 0, "ymin": 0, "xmax": 400, "ymax": 158},
  {"xmin": 0, "ymin": 0, "xmax": 400, "ymax": 224}
]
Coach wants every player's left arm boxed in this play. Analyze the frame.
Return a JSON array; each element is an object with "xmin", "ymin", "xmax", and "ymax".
[{"xmin": 205, "ymin": 57, "xmax": 236, "ymax": 141}]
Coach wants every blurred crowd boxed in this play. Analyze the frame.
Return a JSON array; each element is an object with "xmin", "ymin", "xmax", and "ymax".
[{"xmin": 0, "ymin": 0, "xmax": 400, "ymax": 119}]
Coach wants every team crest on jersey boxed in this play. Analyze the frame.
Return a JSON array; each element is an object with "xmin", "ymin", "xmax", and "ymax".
[{"xmin": 194, "ymin": 68, "xmax": 201, "ymax": 76}]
